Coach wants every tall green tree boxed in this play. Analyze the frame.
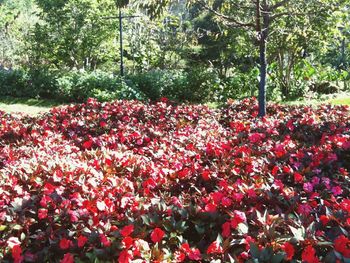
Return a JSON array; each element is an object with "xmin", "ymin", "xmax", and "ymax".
[
  {"xmin": 0, "ymin": 0, "xmax": 40, "ymax": 68},
  {"xmin": 191, "ymin": 0, "xmax": 347, "ymax": 116},
  {"xmin": 121, "ymin": 0, "xmax": 347, "ymax": 116},
  {"xmin": 29, "ymin": 0, "xmax": 118, "ymax": 70}
]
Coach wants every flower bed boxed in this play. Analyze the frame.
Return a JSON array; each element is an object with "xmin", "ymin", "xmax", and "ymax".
[{"xmin": 0, "ymin": 98, "xmax": 349, "ymax": 262}]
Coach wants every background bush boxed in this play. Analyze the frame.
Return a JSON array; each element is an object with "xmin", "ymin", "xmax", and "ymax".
[
  {"xmin": 1, "ymin": 67, "xmax": 349, "ymax": 104},
  {"xmin": 0, "ymin": 69, "xmax": 145, "ymax": 102}
]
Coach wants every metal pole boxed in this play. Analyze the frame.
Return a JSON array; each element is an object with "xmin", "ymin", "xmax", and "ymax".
[{"xmin": 119, "ymin": 8, "xmax": 124, "ymax": 77}]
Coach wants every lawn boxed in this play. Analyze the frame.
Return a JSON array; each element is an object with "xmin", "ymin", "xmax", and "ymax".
[
  {"xmin": 329, "ymin": 97, "xmax": 350, "ymax": 105},
  {"xmin": 0, "ymin": 97, "xmax": 61, "ymax": 115},
  {"xmin": 1, "ymin": 94, "xmax": 349, "ymax": 116},
  {"xmin": 0, "ymin": 98, "xmax": 349, "ymax": 262}
]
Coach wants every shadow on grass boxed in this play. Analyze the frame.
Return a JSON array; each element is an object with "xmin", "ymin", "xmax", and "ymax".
[{"xmin": 0, "ymin": 96, "xmax": 63, "ymax": 107}]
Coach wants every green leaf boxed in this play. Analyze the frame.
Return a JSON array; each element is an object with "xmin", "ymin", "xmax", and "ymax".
[
  {"xmin": 271, "ymin": 253, "xmax": 286, "ymax": 263},
  {"xmin": 250, "ymin": 242, "xmax": 260, "ymax": 258},
  {"xmin": 324, "ymin": 251, "xmax": 337, "ymax": 263},
  {"xmin": 13, "ymin": 224, "xmax": 22, "ymax": 230},
  {"xmin": 216, "ymin": 233, "xmax": 223, "ymax": 245},
  {"xmin": 115, "ymin": 0, "xmax": 129, "ymax": 8},
  {"xmin": 237, "ymin": 222, "xmax": 249, "ymax": 234},
  {"xmin": 195, "ymin": 224, "xmax": 205, "ymax": 234},
  {"xmin": 260, "ymin": 247, "xmax": 273, "ymax": 261},
  {"xmin": 141, "ymin": 215, "xmax": 150, "ymax": 226},
  {"xmin": 0, "ymin": 225, "xmax": 7, "ymax": 231},
  {"xmin": 289, "ymin": 225, "xmax": 304, "ymax": 241},
  {"xmin": 228, "ymin": 254, "xmax": 237, "ymax": 263}
]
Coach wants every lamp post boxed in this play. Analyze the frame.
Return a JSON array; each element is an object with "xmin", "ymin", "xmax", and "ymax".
[
  {"xmin": 118, "ymin": 8, "xmax": 124, "ymax": 76},
  {"xmin": 103, "ymin": 9, "xmax": 140, "ymax": 77}
]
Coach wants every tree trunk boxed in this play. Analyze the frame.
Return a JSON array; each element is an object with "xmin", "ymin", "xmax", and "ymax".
[
  {"xmin": 258, "ymin": 38, "xmax": 267, "ymax": 117},
  {"xmin": 258, "ymin": 0, "xmax": 270, "ymax": 117}
]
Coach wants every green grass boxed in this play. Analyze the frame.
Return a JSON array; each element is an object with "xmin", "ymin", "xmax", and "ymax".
[
  {"xmin": 328, "ymin": 97, "xmax": 350, "ymax": 105},
  {"xmin": 0, "ymin": 94, "xmax": 349, "ymax": 116},
  {"xmin": 281, "ymin": 93, "xmax": 350, "ymax": 107},
  {"xmin": 0, "ymin": 96, "xmax": 63, "ymax": 115}
]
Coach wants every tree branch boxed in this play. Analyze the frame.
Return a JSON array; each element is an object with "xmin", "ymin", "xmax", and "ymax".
[
  {"xmin": 196, "ymin": 0, "xmax": 255, "ymax": 28},
  {"xmin": 269, "ymin": 0, "xmax": 290, "ymax": 11}
]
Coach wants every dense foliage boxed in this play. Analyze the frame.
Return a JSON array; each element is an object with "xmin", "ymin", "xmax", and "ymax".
[
  {"xmin": 0, "ymin": 98, "xmax": 349, "ymax": 262},
  {"xmin": 1, "ymin": 0, "xmax": 350, "ymax": 103},
  {"xmin": 0, "ymin": 68, "xmax": 225, "ymax": 103}
]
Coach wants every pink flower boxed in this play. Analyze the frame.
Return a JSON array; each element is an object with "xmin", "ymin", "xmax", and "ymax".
[
  {"xmin": 332, "ymin": 186, "xmax": 343, "ymax": 196},
  {"xmin": 7, "ymin": 237, "xmax": 20, "ymax": 248},
  {"xmin": 38, "ymin": 208, "xmax": 48, "ymax": 219},
  {"xmin": 303, "ymin": 182, "xmax": 313, "ymax": 193}
]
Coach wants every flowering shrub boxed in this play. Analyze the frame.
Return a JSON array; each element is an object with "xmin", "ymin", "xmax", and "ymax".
[{"xmin": 0, "ymin": 98, "xmax": 349, "ymax": 262}]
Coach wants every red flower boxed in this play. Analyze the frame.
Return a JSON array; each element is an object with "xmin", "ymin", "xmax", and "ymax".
[
  {"xmin": 150, "ymin": 227, "xmax": 165, "ymax": 243},
  {"xmin": 100, "ymin": 234, "xmax": 111, "ymax": 247},
  {"xmin": 60, "ymin": 253, "xmax": 74, "ymax": 263},
  {"xmin": 59, "ymin": 238, "xmax": 72, "ymax": 250},
  {"xmin": 77, "ymin": 235, "xmax": 88, "ymax": 248},
  {"xmin": 230, "ymin": 210, "xmax": 246, "ymax": 228},
  {"xmin": 188, "ymin": 248, "xmax": 202, "ymax": 261},
  {"xmin": 207, "ymin": 241, "xmax": 223, "ymax": 254},
  {"xmin": 319, "ymin": 215, "xmax": 329, "ymax": 226},
  {"xmin": 294, "ymin": 172, "xmax": 303, "ymax": 183},
  {"xmin": 282, "ymin": 242, "xmax": 295, "ymax": 260},
  {"xmin": 120, "ymin": 225, "xmax": 134, "ymax": 237},
  {"xmin": 82, "ymin": 139, "xmax": 93, "ymax": 149},
  {"xmin": 174, "ymin": 250, "xmax": 186, "ymax": 262},
  {"xmin": 298, "ymin": 204, "xmax": 312, "ymax": 216},
  {"xmin": 334, "ymin": 235, "xmax": 350, "ymax": 258},
  {"xmin": 205, "ymin": 203, "xmax": 217, "ymax": 212},
  {"xmin": 201, "ymin": 169, "xmax": 211, "ymax": 181},
  {"xmin": 249, "ymin": 133, "xmax": 265, "ymax": 143},
  {"xmin": 12, "ymin": 245, "xmax": 23, "ymax": 263},
  {"xmin": 301, "ymin": 246, "xmax": 319, "ymax": 263},
  {"xmin": 222, "ymin": 222, "xmax": 231, "ymax": 238},
  {"xmin": 180, "ymin": 243, "xmax": 201, "ymax": 260},
  {"xmin": 118, "ymin": 249, "xmax": 133, "ymax": 263},
  {"xmin": 38, "ymin": 208, "xmax": 48, "ymax": 219},
  {"xmin": 122, "ymin": 236, "xmax": 134, "ymax": 249}
]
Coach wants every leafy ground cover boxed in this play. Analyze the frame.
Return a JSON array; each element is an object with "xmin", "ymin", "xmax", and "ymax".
[{"xmin": 0, "ymin": 98, "xmax": 349, "ymax": 262}]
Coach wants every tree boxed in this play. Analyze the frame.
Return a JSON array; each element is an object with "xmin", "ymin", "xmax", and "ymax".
[
  {"xmin": 120, "ymin": 0, "xmax": 347, "ymax": 116},
  {"xmin": 29, "ymin": 0, "xmax": 118, "ymax": 70},
  {"xmin": 0, "ymin": 0, "xmax": 40, "ymax": 68},
  {"xmin": 192, "ymin": 0, "xmax": 349, "ymax": 116}
]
